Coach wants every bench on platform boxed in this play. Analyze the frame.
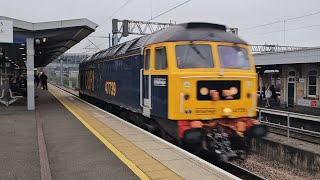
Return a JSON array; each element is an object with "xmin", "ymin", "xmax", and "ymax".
[
  {"xmin": 8, "ymin": 89, "xmax": 23, "ymax": 106},
  {"xmin": 0, "ymin": 89, "xmax": 6, "ymax": 106},
  {"xmin": 0, "ymin": 89, "xmax": 23, "ymax": 106}
]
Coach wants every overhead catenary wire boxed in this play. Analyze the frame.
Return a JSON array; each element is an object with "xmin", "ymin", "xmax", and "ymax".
[
  {"xmin": 84, "ymin": 0, "xmax": 191, "ymax": 50},
  {"xmin": 148, "ymin": 0, "xmax": 191, "ymax": 21},
  {"xmin": 83, "ymin": 0, "xmax": 133, "ymax": 50},
  {"xmin": 240, "ymin": 10, "xmax": 320, "ymax": 31},
  {"xmin": 104, "ymin": 0, "xmax": 133, "ymax": 24},
  {"xmin": 85, "ymin": 38, "xmax": 101, "ymax": 51},
  {"xmin": 243, "ymin": 23, "xmax": 320, "ymax": 37}
]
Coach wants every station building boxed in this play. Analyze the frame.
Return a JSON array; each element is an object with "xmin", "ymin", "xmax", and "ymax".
[{"xmin": 255, "ymin": 47, "xmax": 320, "ymax": 108}]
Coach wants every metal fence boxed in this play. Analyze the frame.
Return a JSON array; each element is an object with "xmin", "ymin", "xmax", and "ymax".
[
  {"xmin": 257, "ymin": 107, "xmax": 320, "ymax": 141},
  {"xmin": 44, "ymin": 53, "xmax": 87, "ymax": 90}
]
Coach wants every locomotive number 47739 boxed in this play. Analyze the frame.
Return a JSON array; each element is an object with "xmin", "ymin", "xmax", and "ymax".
[{"xmin": 105, "ymin": 81, "xmax": 116, "ymax": 96}]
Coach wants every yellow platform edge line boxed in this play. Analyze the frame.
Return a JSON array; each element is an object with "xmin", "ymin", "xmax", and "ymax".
[{"xmin": 49, "ymin": 89, "xmax": 150, "ymax": 180}]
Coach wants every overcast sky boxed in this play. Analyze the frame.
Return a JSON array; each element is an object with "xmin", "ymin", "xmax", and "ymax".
[{"xmin": 1, "ymin": 0, "xmax": 320, "ymax": 53}]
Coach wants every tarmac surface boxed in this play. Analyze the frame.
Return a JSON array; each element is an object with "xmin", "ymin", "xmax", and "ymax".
[{"xmin": 0, "ymin": 102, "xmax": 40, "ymax": 180}]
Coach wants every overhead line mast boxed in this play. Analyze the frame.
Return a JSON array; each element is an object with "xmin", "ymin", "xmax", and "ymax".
[{"xmin": 111, "ymin": 19, "xmax": 239, "ymax": 46}]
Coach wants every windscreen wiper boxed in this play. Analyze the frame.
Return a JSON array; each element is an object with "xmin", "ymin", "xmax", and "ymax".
[{"xmin": 189, "ymin": 43, "xmax": 206, "ymax": 60}]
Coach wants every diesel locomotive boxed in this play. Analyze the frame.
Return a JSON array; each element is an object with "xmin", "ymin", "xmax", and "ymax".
[{"xmin": 79, "ymin": 22, "xmax": 267, "ymax": 161}]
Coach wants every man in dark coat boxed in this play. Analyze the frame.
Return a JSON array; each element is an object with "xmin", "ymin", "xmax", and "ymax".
[
  {"xmin": 35, "ymin": 73, "xmax": 40, "ymax": 87},
  {"xmin": 270, "ymin": 85, "xmax": 277, "ymax": 102},
  {"xmin": 40, "ymin": 72, "xmax": 48, "ymax": 90}
]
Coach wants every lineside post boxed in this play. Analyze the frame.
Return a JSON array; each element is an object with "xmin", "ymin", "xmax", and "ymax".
[{"xmin": 287, "ymin": 114, "xmax": 290, "ymax": 141}]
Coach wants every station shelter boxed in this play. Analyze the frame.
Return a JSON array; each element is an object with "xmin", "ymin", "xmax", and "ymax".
[
  {"xmin": 0, "ymin": 16, "xmax": 97, "ymax": 110},
  {"xmin": 254, "ymin": 48, "xmax": 320, "ymax": 108}
]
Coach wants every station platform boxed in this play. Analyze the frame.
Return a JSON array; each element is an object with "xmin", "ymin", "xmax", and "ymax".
[
  {"xmin": 258, "ymin": 99, "xmax": 320, "ymax": 116},
  {"xmin": 0, "ymin": 84, "xmax": 239, "ymax": 180}
]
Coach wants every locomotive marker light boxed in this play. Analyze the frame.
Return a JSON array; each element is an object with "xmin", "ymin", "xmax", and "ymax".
[{"xmin": 200, "ymin": 87, "xmax": 209, "ymax": 95}]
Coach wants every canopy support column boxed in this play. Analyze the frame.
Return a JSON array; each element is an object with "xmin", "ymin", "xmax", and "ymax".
[{"xmin": 27, "ymin": 38, "xmax": 35, "ymax": 110}]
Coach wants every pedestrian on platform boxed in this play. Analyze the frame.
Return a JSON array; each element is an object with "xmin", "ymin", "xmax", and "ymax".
[
  {"xmin": 270, "ymin": 85, "xmax": 277, "ymax": 102},
  {"xmin": 262, "ymin": 86, "xmax": 266, "ymax": 99},
  {"xmin": 35, "ymin": 73, "xmax": 40, "ymax": 87},
  {"xmin": 40, "ymin": 72, "xmax": 48, "ymax": 90},
  {"xmin": 265, "ymin": 86, "xmax": 272, "ymax": 107}
]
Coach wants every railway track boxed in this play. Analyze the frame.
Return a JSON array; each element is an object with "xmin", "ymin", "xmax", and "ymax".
[
  {"xmin": 261, "ymin": 120, "xmax": 320, "ymax": 144},
  {"xmin": 263, "ymin": 122, "xmax": 320, "ymax": 144},
  {"xmin": 220, "ymin": 162, "xmax": 266, "ymax": 180}
]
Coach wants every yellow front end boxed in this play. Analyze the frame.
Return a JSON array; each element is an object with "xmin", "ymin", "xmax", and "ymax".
[{"xmin": 167, "ymin": 42, "xmax": 257, "ymax": 121}]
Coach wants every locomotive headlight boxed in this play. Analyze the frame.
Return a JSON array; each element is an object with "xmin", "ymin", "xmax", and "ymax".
[
  {"xmin": 223, "ymin": 108, "xmax": 232, "ymax": 116},
  {"xmin": 229, "ymin": 87, "xmax": 238, "ymax": 95},
  {"xmin": 200, "ymin": 87, "xmax": 209, "ymax": 95}
]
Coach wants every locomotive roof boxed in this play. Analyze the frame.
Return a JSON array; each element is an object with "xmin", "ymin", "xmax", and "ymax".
[
  {"xmin": 81, "ymin": 22, "xmax": 248, "ymax": 64},
  {"xmin": 144, "ymin": 22, "xmax": 247, "ymax": 45}
]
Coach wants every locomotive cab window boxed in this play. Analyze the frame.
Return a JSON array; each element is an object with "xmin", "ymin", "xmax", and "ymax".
[
  {"xmin": 144, "ymin": 49, "xmax": 150, "ymax": 70},
  {"xmin": 218, "ymin": 46, "xmax": 250, "ymax": 69},
  {"xmin": 175, "ymin": 44, "xmax": 214, "ymax": 69},
  {"xmin": 155, "ymin": 47, "xmax": 168, "ymax": 70}
]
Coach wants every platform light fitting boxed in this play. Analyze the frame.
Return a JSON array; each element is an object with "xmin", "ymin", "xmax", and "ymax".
[
  {"xmin": 19, "ymin": 47, "xmax": 25, "ymax": 50},
  {"xmin": 35, "ymin": 39, "xmax": 41, "ymax": 44},
  {"xmin": 23, "ymin": 57, "xmax": 26, "ymax": 60},
  {"xmin": 42, "ymin": 37, "xmax": 47, "ymax": 43},
  {"xmin": 21, "ymin": 54, "xmax": 26, "ymax": 56},
  {"xmin": 5, "ymin": 57, "xmax": 9, "ymax": 59}
]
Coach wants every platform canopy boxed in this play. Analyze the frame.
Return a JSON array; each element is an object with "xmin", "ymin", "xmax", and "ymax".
[
  {"xmin": 0, "ymin": 16, "xmax": 98, "ymax": 67},
  {"xmin": 254, "ymin": 47, "xmax": 320, "ymax": 66},
  {"xmin": 0, "ymin": 16, "xmax": 97, "ymax": 110}
]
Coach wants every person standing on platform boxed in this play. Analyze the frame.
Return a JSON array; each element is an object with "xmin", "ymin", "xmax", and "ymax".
[
  {"xmin": 40, "ymin": 72, "xmax": 48, "ymax": 90},
  {"xmin": 34, "ymin": 73, "xmax": 40, "ymax": 87},
  {"xmin": 270, "ymin": 85, "xmax": 277, "ymax": 102},
  {"xmin": 265, "ymin": 86, "xmax": 272, "ymax": 107}
]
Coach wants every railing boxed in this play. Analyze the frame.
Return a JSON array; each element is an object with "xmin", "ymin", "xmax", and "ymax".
[{"xmin": 257, "ymin": 107, "xmax": 320, "ymax": 141}]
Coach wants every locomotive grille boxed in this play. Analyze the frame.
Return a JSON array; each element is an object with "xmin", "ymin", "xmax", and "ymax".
[{"xmin": 197, "ymin": 80, "xmax": 241, "ymax": 100}]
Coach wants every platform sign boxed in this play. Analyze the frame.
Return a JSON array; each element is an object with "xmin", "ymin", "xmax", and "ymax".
[
  {"xmin": 310, "ymin": 100, "xmax": 317, "ymax": 107},
  {"xmin": 0, "ymin": 20, "xmax": 13, "ymax": 43},
  {"xmin": 298, "ymin": 99, "xmax": 320, "ymax": 107},
  {"xmin": 298, "ymin": 78, "xmax": 305, "ymax": 83}
]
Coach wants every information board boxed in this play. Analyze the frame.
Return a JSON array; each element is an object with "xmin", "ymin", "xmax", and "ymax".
[{"xmin": 0, "ymin": 20, "xmax": 13, "ymax": 43}]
